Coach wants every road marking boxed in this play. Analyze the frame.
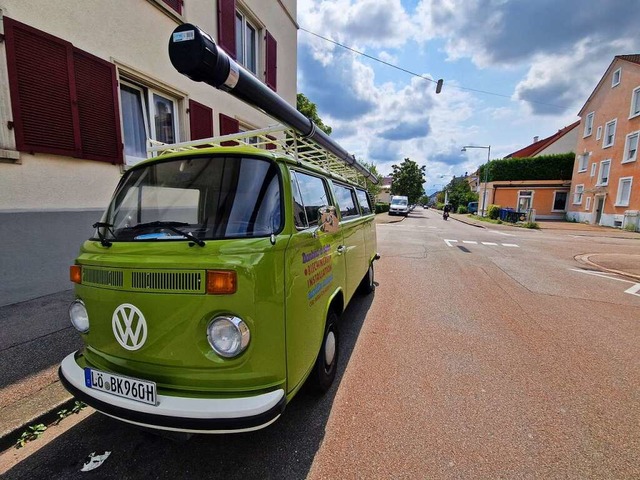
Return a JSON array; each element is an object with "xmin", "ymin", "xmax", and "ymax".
[
  {"xmin": 568, "ymin": 268, "xmax": 634, "ymax": 283},
  {"xmin": 624, "ymin": 284, "xmax": 640, "ymax": 296},
  {"xmin": 444, "ymin": 239, "xmax": 520, "ymax": 248},
  {"xmin": 492, "ymin": 230, "xmax": 516, "ymax": 236}
]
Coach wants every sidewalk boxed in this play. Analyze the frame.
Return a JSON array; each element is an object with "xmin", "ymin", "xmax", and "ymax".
[{"xmin": 1, "ymin": 213, "xmax": 638, "ymax": 452}]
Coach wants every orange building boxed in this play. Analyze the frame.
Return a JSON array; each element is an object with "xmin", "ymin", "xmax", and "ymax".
[
  {"xmin": 567, "ymin": 55, "xmax": 640, "ymax": 230},
  {"xmin": 483, "ymin": 180, "xmax": 571, "ymax": 220}
]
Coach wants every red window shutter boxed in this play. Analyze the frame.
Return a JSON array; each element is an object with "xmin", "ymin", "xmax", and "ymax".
[
  {"xmin": 189, "ymin": 100, "xmax": 214, "ymax": 140},
  {"xmin": 265, "ymin": 31, "xmax": 277, "ymax": 91},
  {"xmin": 73, "ymin": 49, "xmax": 123, "ymax": 164},
  {"xmin": 161, "ymin": 0, "xmax": 183, "ymax": 14},
  {"xmin": 266, "ymin": 134, "xmax": 277, "ymax": 150},
  {"xmin": 4, "ymin": 17, "xmax": 79, "ymax": 157},
  {"xmin": 217, "ymin": 0, "xmax": 236, "ymax": 59},
  {"xmin": 219, "ymin": 113, "xmax": 239, "ymax": 146}
]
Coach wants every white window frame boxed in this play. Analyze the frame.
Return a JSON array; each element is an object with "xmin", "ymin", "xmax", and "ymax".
[
  {"xmin": 623, "ymin": 130, "xmax": 639, "ymax": 164},
  {"xmin": 630, "ymin": 86, "xmax": 640, "ymax": 119},
  {"xmin": 119, "ymin": 78, "xmax": 181, "ymax": 166},
  {"xmin": 603, "ymin": 119, "xmax": 617, "ymax": 148},
  {"xmin": 597, "ymin": 160, "xmax": 611, "ymax": 186},
  {"xmin": 596, "ymin": 126, "xmax": 602, "ymax": 140},
  {"xmin": 612, "ymin": 67, "xmax": 621, "ymax": 87},
  {"xmin": 235, "ymin": 10, "xmax": 260, "ymax": 75},
  {"xmin": 590, "ymin": 162, "xmax": 597, "ymax": 177},
  {"xmin": 577, "ymin": 152, "xmax": 589, "ymax": 172},
  {"xmin": 573, "ymin": 184, "xmax": 584, "ymax": 205},
  {"xmin": 585, "ymin": 196, "xmax": 591, "ymax": 211},
  {"xmin": 615, "ymin": 177, "xmax": 633, "ymax": 207},
  {"xmin": 517, "ymin": 190, "xmax": 533, "ymax": 211},
  {"xmin": 583, "ymin": 112, "xmax": 594, "ymax": 137},
  {"xmin": 551, "ymin": 191, "xmax": 568, "ymax": 212}
]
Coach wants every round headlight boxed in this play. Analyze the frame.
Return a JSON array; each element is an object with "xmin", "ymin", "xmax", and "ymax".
[
  {"xmin": 69, "ymin": 300, "xmax": 90, "ymax": 333},
  {"xmin": 207, "ymin": 316, "xmax": 250, "ymax": 358}
]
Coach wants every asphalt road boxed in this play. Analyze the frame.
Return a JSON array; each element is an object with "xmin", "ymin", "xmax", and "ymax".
[{"xmin": 2, "ymin": 209, "xmax": 639, "ymax": 479}]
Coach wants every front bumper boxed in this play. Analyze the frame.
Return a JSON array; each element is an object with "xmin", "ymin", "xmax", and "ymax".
[{"xmin": 59, "ymin": 352, "xmax": 286, "ymax": 434}]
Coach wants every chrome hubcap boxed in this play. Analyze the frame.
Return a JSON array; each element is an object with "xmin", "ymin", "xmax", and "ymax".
[{"xmin": 324, "ymin": 330, "xmax": 336, "ymax": 366}]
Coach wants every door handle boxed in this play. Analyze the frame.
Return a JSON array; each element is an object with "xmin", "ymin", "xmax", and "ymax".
[{"xmin": 337, "ymin": 245, "xmax": 346, "ymax": 254}]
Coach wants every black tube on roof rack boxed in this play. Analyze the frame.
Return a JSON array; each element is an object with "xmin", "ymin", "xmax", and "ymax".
[{"xmin": 168, "ymin": 23, "xmax": 378, "ymax": 184}]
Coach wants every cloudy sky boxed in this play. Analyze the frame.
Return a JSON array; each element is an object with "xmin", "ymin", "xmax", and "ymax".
[{"xmin": 296, "ymin": 0, "xmax": 639, "ymax": 193}]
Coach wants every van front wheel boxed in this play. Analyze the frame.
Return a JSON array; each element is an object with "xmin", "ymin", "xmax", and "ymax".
[{"xmin": 310, "ymin": 311, "xmax": 339, "ymax": 393}]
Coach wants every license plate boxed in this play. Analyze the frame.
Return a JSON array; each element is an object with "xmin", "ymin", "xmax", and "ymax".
[{"xmin": 84, "ymin": 368, "xmax": 157, "ymax": 406}]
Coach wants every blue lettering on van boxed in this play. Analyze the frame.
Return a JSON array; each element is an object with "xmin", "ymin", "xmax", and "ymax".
[
  {"xmin": 307, "ymin": 274, "xmax": 333, "ymax": 300},
  {"xmin": 302, "ymin": 245, "xmax": 331, "ymax": 264}
]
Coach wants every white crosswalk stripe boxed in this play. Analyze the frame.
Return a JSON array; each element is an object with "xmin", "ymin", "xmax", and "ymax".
[{"xmin": 444, "ymin": 239, "xmax": 520, "ymax": 248}]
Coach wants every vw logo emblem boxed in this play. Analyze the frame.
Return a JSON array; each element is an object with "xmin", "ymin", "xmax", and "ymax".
[{"xmin": 112, "ymin": 303, "xmax": 148, "ymax": 351}]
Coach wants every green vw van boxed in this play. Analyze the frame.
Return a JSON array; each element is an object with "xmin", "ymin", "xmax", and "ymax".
[{"xmin": 59, "ymin": 127, "xmax": 378, "ymax": 433}]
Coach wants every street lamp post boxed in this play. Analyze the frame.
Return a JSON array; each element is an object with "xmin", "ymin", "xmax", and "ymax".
[{"xmin": 461, "ymin": 145, "xmax": 491, "ymax": 217}]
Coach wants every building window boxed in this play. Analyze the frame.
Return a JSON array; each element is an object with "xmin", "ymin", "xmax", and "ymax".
[
  {"xmin": 573, "ymin": 185, "xmax": 584, "ymax": 205},
  {"xmin": 517, "ymin": 190, "xmax": 533, "ymax": 211},
  {"xmin": 612, "ymin": 67, "xmax": 621, "ymax": 87},
  {"xmin": 159, "ymin": 0, "xmax": 183, "ymax": 15},
  {"xmin": 623, "ymin": 131, "xmax": 639, "ymax": 163},
  {"xmin": 596, "ymin": 126, "xmax": 602, "ymax": 140},
  {"xmin": 615, "ymin": 177, "xmax": 633, "ymax": 207},
  {"xmin": 630, "ymin": 86, "xmax": 640, "ymax": 119},
  {"xmin": 590, "ymin": 162, "xmax": 597, "ymax": 177},
  {"xmin": 235, "ymin": 11, "xmax": 258, "ymax": 74},
  {"xmin": 603, "ymin": 119, "xmax": 616, "ymax": 148},
  {"xmin": 583, "ymin": 112, "xmax": 594, "ymax": 137},
  {"xmin": 585, "ymin": 196, "xmax": 591, "ymax": 211},
  {"xmin": 577, "ymin": 152, "xmax": 589, "ymax": 172},
  {"xmin": 597, "ymin": 160, "xmax": 611, "ymax": 186},
  {"xmin": 552, "ymin": 191, "xmax": 567, "ymax": 212},
  {"xmin": 120, "ymin": 80, "xmax": 180, "ymax": 165}
]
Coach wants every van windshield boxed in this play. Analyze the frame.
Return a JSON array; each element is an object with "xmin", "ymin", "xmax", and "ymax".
[
  {"xmin": 391, "ymin": 198, "xmax": 407, "ymax": 206},
  {"xmin": 96, "ymin": 155, "xmax": 282, "ymax": 242}
]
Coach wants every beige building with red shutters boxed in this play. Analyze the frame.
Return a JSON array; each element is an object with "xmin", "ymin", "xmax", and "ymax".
[
  {"xmin": 567, "ymin": 55, "xmax": 640, "ymax": 229},
  {"xmin": 0, "ymin": 0, "xmax": 297, "ymax": 305}
]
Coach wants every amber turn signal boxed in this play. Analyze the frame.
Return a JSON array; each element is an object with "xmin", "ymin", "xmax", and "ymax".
[
  {"xmin": 206, "ymin": 270, "xmax": 237, "ymax": 294},
  {"xmin": 70, "ymin": 265, "xmax": 82, "ymax": 284}
]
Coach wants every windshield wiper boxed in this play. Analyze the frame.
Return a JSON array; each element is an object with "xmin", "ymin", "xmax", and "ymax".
[
  {"xmin": 92, "ymin": 222, "xmax": 113, "ymax": 247},
  {"xmin": 127, "ymin": 221, "xmax": 206, "ymax": 247}
]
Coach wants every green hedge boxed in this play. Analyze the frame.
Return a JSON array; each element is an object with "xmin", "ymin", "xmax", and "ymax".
[
  {"xmin": 457, "ymin": 205, "xmax": 468, "ymax": 214},
  {"xmin": 375, "ymin": 203, "xmax": 389, "ymax": 214},
  {"xmin": 487, "ymin": 204, "xmax": 501, "ymax": 220},
  {"xmin": 478, "ymin": 153, "xmax": 575, "ymax": 182}
]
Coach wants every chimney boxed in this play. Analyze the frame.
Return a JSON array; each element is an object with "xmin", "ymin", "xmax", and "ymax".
[{"xmin": 533, "ymin": 136, "xmax": 539, "ymax": 143}]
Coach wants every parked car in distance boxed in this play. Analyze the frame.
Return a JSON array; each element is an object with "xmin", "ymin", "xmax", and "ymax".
[
  {"xmin": 467, "ymin": 201, "xmax": 478, "ymax": 214},
  {"xmin": 389, "ymin": 195, "xmax": 409, "ymax": 216}
]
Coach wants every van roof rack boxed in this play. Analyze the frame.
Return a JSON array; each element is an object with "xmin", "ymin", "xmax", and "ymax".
[{"xmin": 147, "ymin": 124, "xmax": 372, "ymax": 186}]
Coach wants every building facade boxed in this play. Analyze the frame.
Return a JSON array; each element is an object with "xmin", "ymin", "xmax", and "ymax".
[
  {"xmin": 567, "ymin": 55, "xmax": 640, "ymax": 229},
  {"xmin": 482, "ymin": 180, "xmax": 571, "ymax": 220},
  {"xmin": 0, "ymin": 0, "xmax": 297, "ymax": 305}
]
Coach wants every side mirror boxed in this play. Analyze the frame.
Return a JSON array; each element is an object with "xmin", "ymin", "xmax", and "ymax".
[{"xmin": 316, "ymin": 206, "xmax": 339, "ymax": 234}]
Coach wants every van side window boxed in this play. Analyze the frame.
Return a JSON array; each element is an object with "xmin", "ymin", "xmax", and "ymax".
[
  {"xmin": 290, "ymin": 171, "xmax": 308, "ymax": 228},
  {"xmin": 294, "ymin": 171, "xmax": 331, "ymax": 227},
  {"xmin": 355, "ymin": 188, "xmax": 372, "ymax": 215},
  {"xmin": 333, "ymin": 184, "xmax": 359, "ymax": 219}
]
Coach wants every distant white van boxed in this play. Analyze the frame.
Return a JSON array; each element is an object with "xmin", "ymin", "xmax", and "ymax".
[{"xmin": 389, "ymin": 195, "xmax": 409, "ymax": 216}]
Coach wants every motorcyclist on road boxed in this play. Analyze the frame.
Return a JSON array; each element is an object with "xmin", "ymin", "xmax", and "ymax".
[{"xmin": 443, "ymin": 203, "xmax": 451, "ymax": 220}]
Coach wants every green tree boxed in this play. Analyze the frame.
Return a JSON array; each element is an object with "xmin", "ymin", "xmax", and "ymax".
[
  {"xmin": 390, "ymin": 158, "xmax": 426, "ymax": 204},
  {"xmin": 296, "ymin": 93, "xmax": 332, "ymax": 135},
  {"xmin": 444, "ymin": 176, "xmax": 478, "ymax": 211},
  {"xmin": 361, "ymin": 161, "xmax": 382, "ymax": 201}
]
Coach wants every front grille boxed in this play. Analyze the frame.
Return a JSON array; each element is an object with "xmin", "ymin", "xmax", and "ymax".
[
  {"xmin": 82, "ymin": 268, "xmax": 124, "ymax": 287},
  {"xmin": 130, "ymin": 271, "xmax": 203, "ymax": 293},
  {"xmin": 79, "ymin": 267, "xmax": 204, "ymax": 293}
]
